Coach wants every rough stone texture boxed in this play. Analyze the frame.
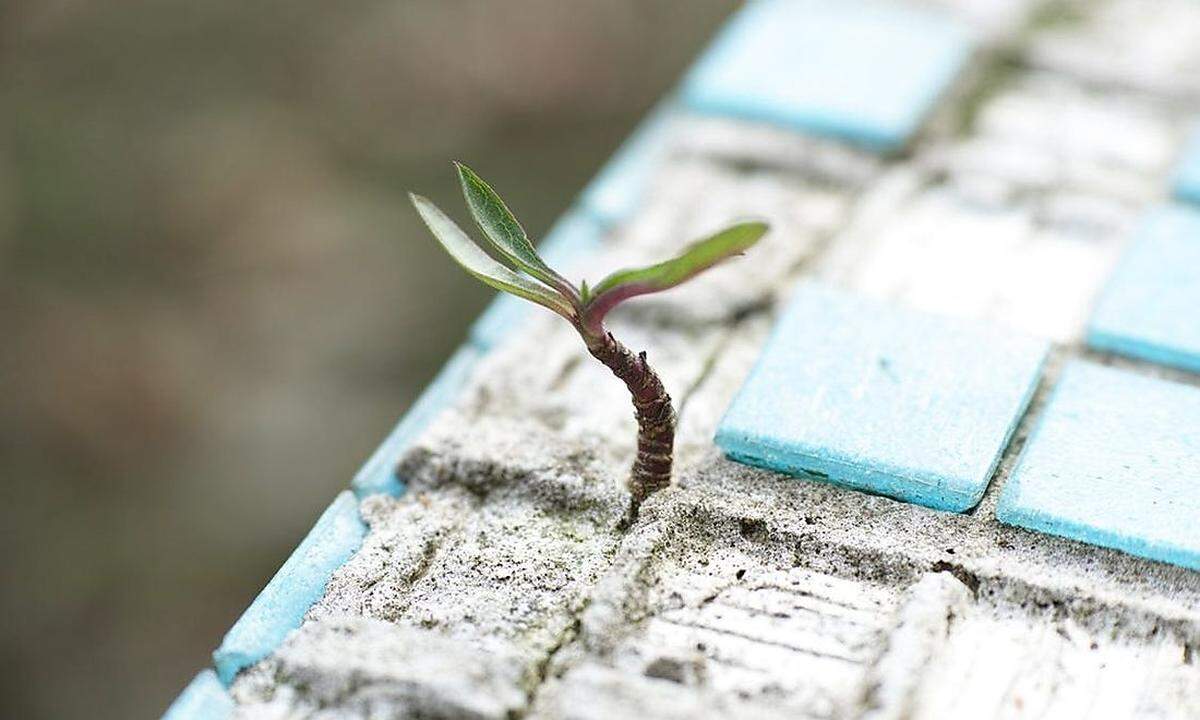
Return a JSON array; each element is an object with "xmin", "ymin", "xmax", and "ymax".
[
  {"xmin": 230, "ymin": 0, "xmax": 1200, "ymax": 716},
  {"xmin": 1025, "ymin": 0, "xmax": 1200, "ymax": 101},
  {"xmin": 544, "ymin": 521, "xmax": 904, "ymax": 719},
  {"xmin": 859, "ymin": 572, "xmax": 974, "ymax": 720},
  {"xmin": 232, "ymin": 617, "xmax": 528, "ymax": 719},
  {"xmin": 818, "ymin": 72, "xmax": 1192, "ymax": 342},
  {"xmin": 901, "ymin": 599, "xmax": 1200, "ymax": 719}
]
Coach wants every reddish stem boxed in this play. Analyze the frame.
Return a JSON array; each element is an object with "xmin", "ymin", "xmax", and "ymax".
[{"xmin": 578, "ymin": 325, "xmax": 675, "ymax": 522}]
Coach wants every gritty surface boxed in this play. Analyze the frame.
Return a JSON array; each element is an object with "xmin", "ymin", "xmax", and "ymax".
[{"xmin": 232, "ymin": 0, "xmax": 1200, "ymax": 717}]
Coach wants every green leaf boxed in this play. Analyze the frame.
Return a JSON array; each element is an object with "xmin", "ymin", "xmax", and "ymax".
[
  {"xmin": 591, "ymin": 221, "xmax": 768, "ymax": 299},
  {"xmin": 455, "ymin": 163, "xmax": 577, "ymax": 300},
  {"xmin": 410, "ymin": 193, "xmax": 575, "ymax": 319},
  {"xmin": 578, "ymin": 221, "xmax": 767, "ymax": 333}
]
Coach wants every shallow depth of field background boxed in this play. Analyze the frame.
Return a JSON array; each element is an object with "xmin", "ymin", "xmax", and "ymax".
[{"xmin": 0, "ymin": 2, "xmax": 738, "ymax": 717}]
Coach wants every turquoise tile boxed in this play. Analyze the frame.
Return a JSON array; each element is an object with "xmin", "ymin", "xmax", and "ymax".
[
  {"xmin": 351, "ymin": 346, "xmax": 481, "ymax": 498},
  {"xmin": 997, "ymin": 361, "xmax": 1200, "ymax": 571},
  {"xmin": 716, "ymin": 283, "xmax": 1047, "ymax": 512},
  {"xmin": 213, "ymin": 491, "xmax": 366, "ymax": 684},
  {"xmin": 681, "ymin": 0, "xmax": 974, "ymax": 153},
  {"xmin": 578, "ymin": 102, "xmax": 676, "ymax": 225},
  {"xmin": 1173, "ymin": 124, "xmax": 1200, "ymax": 205},
  {"xmin": 470, "ymin": 211, "xmax": 604, "ymax": 350},
  {"xmin": 1088, "ymin": 205, "xmax": 1200, "ymax": 374},
  {"xmin": 162, "ymin": 670, "xmax": 232, "ymax": 720}
]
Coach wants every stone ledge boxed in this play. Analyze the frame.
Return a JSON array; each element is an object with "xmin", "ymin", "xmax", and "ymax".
[{"xmin": 165, "ymin": 0, "xmax": 1200, "ymax": 715}]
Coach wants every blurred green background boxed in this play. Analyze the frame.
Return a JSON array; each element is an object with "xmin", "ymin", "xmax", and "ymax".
[{"xmin": 0, "ymin": 1, "xmax": 737, "ymax": 717}]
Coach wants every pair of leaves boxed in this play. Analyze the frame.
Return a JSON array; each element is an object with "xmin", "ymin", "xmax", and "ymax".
[
  {"xmin": 411, "ymin": 163, "xmax": 576, "ymax": 320},
  {"xmin": 410, "ymin": 163, "xmax": 768, "ymax": 329},
  {"xmin": 410, "ymin": 193, "xmax": 575, "ymax": 319}
]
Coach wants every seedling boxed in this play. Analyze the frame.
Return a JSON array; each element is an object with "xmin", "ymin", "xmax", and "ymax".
[{"xmin": 411, "ymin": 163, "xmax": 767, "ymax": 519}]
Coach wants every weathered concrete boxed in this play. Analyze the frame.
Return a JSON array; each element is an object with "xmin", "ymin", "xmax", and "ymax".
[
  {"xmin": 1025, "ymin": 0, "xmax": 1200, "ymax": 102},
  {"xmin": 229, "ymin": 0, "xmax": 1200, "ymax": 716},
  {"xmin": 232, "ymin": 617, "xmax": 528, "ymax": 719},
  {"xmin": 818, "ymin": 71, "xmax": 1192, "ymax": 342}
]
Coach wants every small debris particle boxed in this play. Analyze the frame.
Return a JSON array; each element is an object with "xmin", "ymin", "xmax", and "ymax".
[
  {"xmin": 645, "ymin": 657, "xmax": 690, "ymax": 684},
  {"xmin": 739, "ymin": 517, "xmax": 768, "ymax": 540}
]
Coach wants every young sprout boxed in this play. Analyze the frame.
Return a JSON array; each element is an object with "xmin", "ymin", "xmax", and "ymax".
[{"xmin": 411, "ymin": 163, "xmax": 767, "ymax": 520}]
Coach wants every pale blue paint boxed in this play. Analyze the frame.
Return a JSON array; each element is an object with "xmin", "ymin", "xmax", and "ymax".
[
  {"xmin": 470, "ymin": 211, "xmax": 605, "ymax": 350},
  {"xmin": 1087, "ymin": 205, "xmax": 1200, "ymax": 374},
  {"xmin": 1172, "ymin": 124, "xmax": 1200, "ymax": 205},
  {"xmin": 578, "ymin": 102, "xmax": 677, "ymax": 225},
  {"xmin": 997, "ymin": 361, "xmax": 1200, "ymax": 571},
  {"xmin": 351, "ymin": 346, "xmax": 482, "ymax": 498},
  {"xmin": 680, "ymin": 0, "xmax": 974, "ymax": 153},
  {"xmin": 162, "ymin": 670, "xmax": 232, "ymax": 720},
  {"xmin": 213, "ymin": 491, "xmax": 366, "ymax": 684},
  {"xmin": 716, "ymin": 283, "xmax": 1047, "ymax": 512}
]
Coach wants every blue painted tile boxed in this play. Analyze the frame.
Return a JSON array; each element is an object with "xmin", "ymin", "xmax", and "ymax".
[
  {"xmin": 162, "ymin": 670, "xmax": 233, "ymax": 720},
  {"xmin": 578, "ymin": 102, "xmax": 676, "ymax": 225},
  {"xmin": 352, "ymin": 346, "xmax": 482, "ymax": 498},
  {"xmin": 1087, "ymin": 205, "xmax": 1200, "ymax": 374},
  {"xmin": 213, "ymin": 491, "xmax": 366, "ymax": 684},
  {"xmin": 470, "ymin": 211, "xmax": 604, "ymax": 350},
  {"xmin": 716, "ymin": 283, "xmax": 1047, "ymax": 512},
  {"xmin": 997, "ymin": 361, "xmax": 1200, "ymax": 571},
  {"xmin": 1173, "ymin": 124, "xmax": 1200, "ymax": 205},
  {"xmin": 680, "ymin": 0, "xmax": 974, "ymax": 153}
]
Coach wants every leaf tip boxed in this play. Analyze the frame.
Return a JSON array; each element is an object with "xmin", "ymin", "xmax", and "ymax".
[
  {"xmin": 453, "ymin": 160, "xmax": 480, "ymax": 184},
  {"xmin": 741, "ymin": 219, "xmax": 770, "ymax": 239},
  {"xmin": 727, "ymin": 220, "xmax": 770, "ymax": 253}
]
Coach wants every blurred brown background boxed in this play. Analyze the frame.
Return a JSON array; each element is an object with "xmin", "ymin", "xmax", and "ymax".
[{"xmin": 0, "ymin": 2, "xmax": 737, "ymax": 717}]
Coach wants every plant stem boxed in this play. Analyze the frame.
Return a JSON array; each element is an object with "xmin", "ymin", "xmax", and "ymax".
[{"xmin": 579, "ymin": 328, "xmax": 675, "ymax": 522}]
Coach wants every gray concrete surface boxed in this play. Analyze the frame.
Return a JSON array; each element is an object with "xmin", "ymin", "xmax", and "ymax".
[{"xmin": 231, "ymin": 1, "xmax": 1200, "ymax": 716}]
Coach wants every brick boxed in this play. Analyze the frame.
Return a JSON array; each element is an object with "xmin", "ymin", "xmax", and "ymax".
[
  {"xmin": 680, "ymin": 0, "xmax": 974, "ymax": 153},
  {"xmin": 969, "ymin": 78, "xmax": 1177, "ymax": 201},
  {"xmin": 818, "ymin": 178, "xmax": 1128, "ymax": 342},
  {"xmin": 997, "ymin": 361, "xmax": 1200, "ymax": 571},
  {"xmin": 716, "ymin": 283, "xmax": 1047, "ymax": 512},
  {"xmin": 212, "ymin": 491, "xmax": 366, "ymax": 684},
  {"xmin": 233, "ymin": 618, "xmax": 527, "ymax": 719},
  {"xmin": 1087, "ymin": 205, "xmax": 1200, "ymax": 373},
  {"xmin": 161, "ymin": 670, "xmax": 232, "ymax": 720}
]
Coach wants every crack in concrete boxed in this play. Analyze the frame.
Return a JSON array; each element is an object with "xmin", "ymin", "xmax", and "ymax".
[{"xmin": 520, "ymin": 601, "xmax": 589, "ymax": 719}]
